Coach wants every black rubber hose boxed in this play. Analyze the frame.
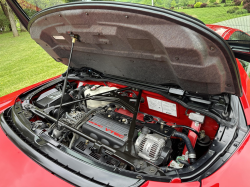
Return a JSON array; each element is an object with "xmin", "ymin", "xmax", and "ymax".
[
  {"xmin": 78, "ymin": 86, "xmax": 88, "ymax": 113},
  {"xmin": 177, "ymin": 159, "xmax": 190, "ymax": 167},
  {"xmin": 172, "ymin": 125, "xmax": 200, "ymax": 138},
  {"xmin": 173, "ymin": 131, "xmax": 196, "ymax": 163}
]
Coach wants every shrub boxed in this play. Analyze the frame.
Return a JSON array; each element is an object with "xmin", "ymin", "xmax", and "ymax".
[
  {"xmin": 200, "ymin": 3, "xmax": 207, "ymax": 7},
  {"xmin": 235, "ymin": 8, "xmax": 248, "ymax": 13},
  {"xmin": 243, "ymin": 0, "xmax": 250, "ymax": 5},
  {"xmin": 187, "ymin": 4, "xmax": 195, "ymax": 7},
  {"xmin": 243, "ymin": 2, "xmax": 250, "ymax": 12},
  {"xmin": 210, "ymin": 0, "xmax": 216, "ymax": 3},
  {"xmin": 171, "ymin": 0, "xmax": 177, "ymax": 7},
  {"xmin": 194, "ymin": 2, "xmax": 203, "ymax": 7},
  {"xmin": 234, "ymin": 0, "xmax": 242, "ymax": 5},
  {"xmin": 227, "ymin": 6, "xmax": 239, "ymax": 13}
]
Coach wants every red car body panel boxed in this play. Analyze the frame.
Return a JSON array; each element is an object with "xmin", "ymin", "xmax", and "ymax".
[
  {"xmin": 0, "ymin": 75, "xmax": 74, "ymax": 187},
  {"xmin": 1, "ymin": 25, "xmax": 250, "ymax": 187},
  {"xmin": 0, "ymin": 124, "xmax": 73, "ymax": 187},
  {"xmin": 206, "ymin": 24, "xmax": 240, "ymax": 40},
  {"xmin": 201, "ymin": 131, "xmax": 250, "ymax": 187},
  {"xmin": 236, "ymin": 59, "xmax": 250, "ymax": 125},
  {"xmin": 0, "ymin": 75, "xmax": 61, "ymax": 114},
  {"xmin": 141, "ymin": 181, "xmax": 200, "ymax": 187}
]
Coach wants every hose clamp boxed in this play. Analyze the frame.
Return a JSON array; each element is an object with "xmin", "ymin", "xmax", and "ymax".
[{"xmin": 188, "ymin": 153, "xmax": 196, "ymax": 159}]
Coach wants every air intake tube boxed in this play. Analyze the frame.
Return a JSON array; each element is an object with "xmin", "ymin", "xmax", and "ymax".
[{"xmin": 173, "ymin": 131, "xmax": 196, "ymax": 163}]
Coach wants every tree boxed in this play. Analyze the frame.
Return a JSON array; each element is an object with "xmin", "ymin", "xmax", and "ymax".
[
  {"xmin": 171, "ymin": 0, "xmax": 176, "ymax": 7},
  {"xmin": 6, "ymin": 2, "xmax": 18, "ymax": 36},
  {"xmin": 179, "ymin": 0, "xmax": 189, "ymax": 6},
  {"xmin": 20, "ymin": 22, "xmax": 26, "ymax": 32},
  {"xmin": 0, "ymin": 10, "xmax": 9, "ymax": 31},
  {"xmin": 0, "ymin": 0, "xmax": 11, "ymax": 30}
]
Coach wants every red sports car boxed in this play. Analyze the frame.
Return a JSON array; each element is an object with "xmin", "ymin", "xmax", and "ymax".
[{"xmin": 1, "ymin": 1, "xmax": 250, "ymax": 187}]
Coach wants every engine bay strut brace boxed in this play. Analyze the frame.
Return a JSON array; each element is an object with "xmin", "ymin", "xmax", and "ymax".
[
  {"xmin": 25, "ymin": 87, "xmax": 164, "ymax": 174},
  {"xmin": 24, "ymin": 33, "xmax": 166, "ymax": 175}
]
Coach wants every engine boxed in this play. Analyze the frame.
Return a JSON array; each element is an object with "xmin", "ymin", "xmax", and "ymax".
[
  {"xmin": 28, "ymin": 82, "xmax": 208, "ymax": 175},
  {"xmin": 82, "ymin": 114, "xmax": 130, "ymax": 148}
]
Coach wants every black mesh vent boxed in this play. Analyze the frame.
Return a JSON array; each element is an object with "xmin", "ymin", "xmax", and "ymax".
[
  {"xmin": 76, "ymin": 141, "xmax": 87, "ymax": 151},
  {"xmin": 89, "ymin": 152, "xmax": 101, "ymax": 160}
]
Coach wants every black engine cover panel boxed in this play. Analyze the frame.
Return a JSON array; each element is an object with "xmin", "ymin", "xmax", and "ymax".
[{"xmin": 35, "ymin": 89, "xmax": 72, "ymax": 109}]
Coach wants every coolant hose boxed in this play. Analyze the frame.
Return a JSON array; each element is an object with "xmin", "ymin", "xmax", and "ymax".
[
  {"xmin": 173, "ymin": 131, "xmax": 196, "ymax": 163},
  {"xmin": 172, "ymin": 125, "xmax": 200, "ymax": 138}
]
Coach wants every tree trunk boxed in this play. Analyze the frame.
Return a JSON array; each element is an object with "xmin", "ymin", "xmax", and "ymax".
[
  {"xmin": 20, "ymin": 22, "xmax": 26, "ymax": 32},
  {"xmin": 0, "ymin": 0, "xmax": 11, "ymax": 31},
  {"xmin": 0, "ymin": 0, "xmax": 9, "ymax": 18},
  {"xmin": 6, "ymin": 3, "xmax": 19, "ymax": 37}
]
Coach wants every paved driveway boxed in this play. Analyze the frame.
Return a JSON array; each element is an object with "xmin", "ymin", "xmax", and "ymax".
[{"xmin": 215, "ymin": 15, "xmax": 250, "ymax": 34}]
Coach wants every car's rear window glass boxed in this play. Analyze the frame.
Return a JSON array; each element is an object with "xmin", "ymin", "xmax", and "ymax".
[{"xmin": 16, "ymin": 0, "xmax": 250, "ymax": 41}]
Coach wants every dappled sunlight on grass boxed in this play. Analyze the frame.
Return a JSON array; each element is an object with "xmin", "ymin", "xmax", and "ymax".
[
  {"xmin": 0, "ymin": 32, "xmax": 67, "ymax": 97},
  {"xmin": 175, "ymin": 6, "xmax": 250, "ymax": 24}
]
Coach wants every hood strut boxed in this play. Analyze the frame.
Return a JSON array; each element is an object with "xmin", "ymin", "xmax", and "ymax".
[{"xmin": 56, "ymin": 34, "xmax": 77, "ymax": 128}]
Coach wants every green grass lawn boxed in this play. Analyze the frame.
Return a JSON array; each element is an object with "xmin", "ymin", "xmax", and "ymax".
[
  {"xmin": 0, "ymin": 32, "xmax": 67, "ymax": 97},
  {"xmin": 117, "ymin": 0, "xmax": 250, "ymax": 24},
  {"xmin": 175, "ymin": 6, "xmax": 250, "ymax": 24}
]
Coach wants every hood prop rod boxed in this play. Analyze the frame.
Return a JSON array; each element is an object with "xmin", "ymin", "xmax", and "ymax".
[{"xmin": 55, "ymin": 34, "xmax": 78, "ymax": 129}]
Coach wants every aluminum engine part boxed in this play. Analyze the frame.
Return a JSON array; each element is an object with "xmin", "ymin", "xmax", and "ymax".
[
  {"xmin": 84, "ymin": 85, "xmax": 117, "ymax": 109},
  {"xmin": 135, "ymin": 133, "xmax": 166, "ymax": 161},
  {"xmin": 63, "ymin": 110, "xmax": 85, "ymax": 124},
  {"xmin": 188, "ymin": 112, "xmax": 205, "ymax": 124}
]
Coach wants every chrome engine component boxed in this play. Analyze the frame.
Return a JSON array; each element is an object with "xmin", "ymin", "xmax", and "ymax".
[
  {"xmin": 135, "ymin": 131, "xmax": 166, "ymax": 162},
  {"xmin": 84, "ymin": 85, "xmax": 117, "ymax": 109},
  {"xmin": 188, "ymin": 112, "xmax": 205, "ymax": 124},
  {"xmin": 60, "ymin": 110, "xmax": 85, "ymax": 125}
]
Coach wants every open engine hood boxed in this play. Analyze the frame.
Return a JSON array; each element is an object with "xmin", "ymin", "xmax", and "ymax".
[{"xmin": 27, "ymin": 2, "xmax": 242, "ymax": 96}]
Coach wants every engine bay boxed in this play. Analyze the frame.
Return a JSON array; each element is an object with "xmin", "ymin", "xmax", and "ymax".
[{"xmin": 19, "ymin": 79, "xmax": 224, "ymax": 176}]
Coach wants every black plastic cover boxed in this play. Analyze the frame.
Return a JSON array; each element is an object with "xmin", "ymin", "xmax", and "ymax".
[{"xmin": 35, "ymin": 90, "xmax": 72, "ymax": 109}]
